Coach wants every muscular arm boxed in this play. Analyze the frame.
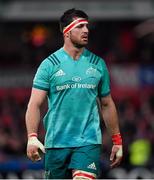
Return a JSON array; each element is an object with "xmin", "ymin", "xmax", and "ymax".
[
  {"xmin": 100, "ymin": 94, "xmax": 120, "ymax": 136},
  {"xmin": 100, "ymin": 94, "xmax": 122, "ymax": 168},
  {"xmin": 25, "ymin": 88, "xmax": 47, "ymax": 162},
  {"xmin": 25, "ymin": 88, "xmax": 47, "ymax": 135}
]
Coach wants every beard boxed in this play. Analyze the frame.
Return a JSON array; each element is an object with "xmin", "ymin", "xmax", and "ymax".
[
  {"xmin": 74, "ymin": 43, "xmax": 86, "ymax": 48},
  {"xmin": 70, "ymin": 32, "xmax": 88, "ymax": 48}
]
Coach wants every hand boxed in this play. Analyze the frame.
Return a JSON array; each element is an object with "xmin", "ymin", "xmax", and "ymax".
[
  {"xmin": 27, "ymin": 136, "xmax": 45, "ymax": 162},
  {"xmin": 110, "ymin": 144, "xmax": 123, "ymax": 168}
]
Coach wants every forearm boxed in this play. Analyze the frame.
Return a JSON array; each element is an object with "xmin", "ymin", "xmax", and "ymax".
[
  {"xmin": 101, "ymin": 98, "xmax": 120, "ymax": 135},
  {"xmin": 101, "ymin": 95, "xmax": 123, "ymax": 167},
  {"xmin": 25, "ymin": 102, "xmax": 41, "ymax": 135}
]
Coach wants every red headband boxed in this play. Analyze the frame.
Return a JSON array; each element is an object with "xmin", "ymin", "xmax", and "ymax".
[{"xmin": 63, "ymin": 18, "xmax": 88, "ymax": 35}]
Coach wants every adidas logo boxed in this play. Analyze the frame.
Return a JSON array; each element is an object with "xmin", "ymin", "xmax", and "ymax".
[
  {"xmin": 55, "ymin": 69, "xmax": 65, "ymax": 77},
  {"xmin": 87, "ymin": 162, "xmax": 97, "ymax": 170}
]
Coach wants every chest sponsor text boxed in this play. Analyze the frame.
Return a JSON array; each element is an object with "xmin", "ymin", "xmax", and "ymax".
[{"xmin": 56, "ymin": 83, "xmax": 96, "ymax": 91}]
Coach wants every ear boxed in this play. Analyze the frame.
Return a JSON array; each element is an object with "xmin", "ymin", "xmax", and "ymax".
[
  {"xmin": 63, "ymin": 32, "xmax": 70, "ymax": 40},
  {"xmin": 65, "ymin": 32, "xmax": 69, "ymax": 38}
]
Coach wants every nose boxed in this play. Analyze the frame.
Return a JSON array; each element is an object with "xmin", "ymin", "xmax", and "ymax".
[{"xmin": 83, "ymin": 24, "xmax": 89, "ymax": 33}]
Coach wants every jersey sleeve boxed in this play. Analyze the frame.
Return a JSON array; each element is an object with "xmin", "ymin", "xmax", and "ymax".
[
  {"xmin": 33, "ymin": 59, "xmax": 51, "ymax": 91},
  {"xmin": 98, "ymin": 60, "xmax": 110, "ymax": 97}
]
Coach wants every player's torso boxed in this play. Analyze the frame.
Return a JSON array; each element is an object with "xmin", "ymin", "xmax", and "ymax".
[
  {"xmin": 43, "ymin": 48, "xmax": 103, "ymax": 147},
  {"xmin": 47, "ymin": 48, "xmax": 102, "ymax": 95}
]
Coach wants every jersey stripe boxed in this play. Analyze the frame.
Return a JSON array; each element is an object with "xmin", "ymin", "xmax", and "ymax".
[
  {"xmin": 91, "ymin": 56, "xmax": 97, "ymax": 64},
  {"xmin": 89, "ymin": 53, "xmax": 99, "ymax": 65},
  {"xmin": 50, "ymin": 56, "xmax": 59, "ymax": 65},
  {"xmin": 48, "ymin": 55, "xmax": 60, "ymax": 65},
  {"xmin": 94, "ymin": 57, "xmax": 99, "ymax": 65},
  {"xmin": 52, "ymin": 54, "xmax": 60, "ymax": 64},
  {"xmin": 93, "ymin": 56, "xmax": 99, "ymax": 65},
  {"xmin": 47, "ymin": 56, "xmax": 57, "ymax": 65},
  {"xmin": 89, "ymin": 53, "xmax": 95, "ymax": 63}
]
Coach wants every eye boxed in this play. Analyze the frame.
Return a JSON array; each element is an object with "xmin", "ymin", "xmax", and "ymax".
[
  {"xmin": 76, "ymin": 24, "xmax": 84, "ymax": 28},
  {"xmin": 86, "ymin": 24, "xmax": 90, "ymax": 29},
  {"xmin": 76, "ymin": 24, "xmax": 89, "ymax": 29}
]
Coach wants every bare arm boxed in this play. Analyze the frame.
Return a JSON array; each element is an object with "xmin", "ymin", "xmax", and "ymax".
[
  {"xmin": 100, "ymin": 94, "xmax": 123, "ymax": 168},
  {"xmin": 25, "ymin": 88, "xmax": 47, "ymax": 161},
  {"xmin": 25, "ymin": 88, "xmax": 47, "ymax": 134},
  {"xmin": 100, "ymin": 94, "xmax": 120, "ymax": 135}
]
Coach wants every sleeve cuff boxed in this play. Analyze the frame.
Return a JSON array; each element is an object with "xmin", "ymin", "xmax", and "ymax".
[
  {"xmin": 99, "ymin": 91, "xmax": 110, "ymax": 97},
  {"xmin": 33, "ymin": 84, "xmax": 49, "ymax": 91}
]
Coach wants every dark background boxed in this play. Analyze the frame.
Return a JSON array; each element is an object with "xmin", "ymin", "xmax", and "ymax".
[{"xmin": 0, "ymin": 0, "xmax": 154, "ymax": 179}]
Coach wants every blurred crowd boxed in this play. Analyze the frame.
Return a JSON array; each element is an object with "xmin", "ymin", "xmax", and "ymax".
[
  {"xmin": 0, "ymin": 90, "xmax": 26, "ymax": 161},
  {"xmin": 0, "ymin": 89, "xmax": 45, "ymax": 162},
  {"xmin": 0, "ymin": 20, "xmax": 154, "ymax": 174},
  {"xmin": 101, "ymin": 92, "xmax": 154, "ymax": 171},
  {"xmin": 0, "ymin": 20, "xmax": 153, "ymax": 69}
]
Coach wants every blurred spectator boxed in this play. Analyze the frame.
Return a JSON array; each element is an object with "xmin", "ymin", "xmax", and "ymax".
[{"xmin": 129, "ymin": 138, "xmax": 151, "ymax": 167}]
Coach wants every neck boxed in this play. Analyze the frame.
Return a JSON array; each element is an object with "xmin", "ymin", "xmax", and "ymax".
[{"xmin": 63, "ymin": 43, "xmax": 84, "ymax": 60}]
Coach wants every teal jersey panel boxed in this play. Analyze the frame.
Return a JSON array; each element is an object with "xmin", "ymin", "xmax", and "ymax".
[{"xmin": 33, "ymin": 48, "xmax": 110, "ymax": 148}]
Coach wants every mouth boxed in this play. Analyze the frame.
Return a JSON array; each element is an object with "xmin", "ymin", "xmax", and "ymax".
[{"xmin": 81, "ymin": 35, "xmax": 88, "ymax": 41}]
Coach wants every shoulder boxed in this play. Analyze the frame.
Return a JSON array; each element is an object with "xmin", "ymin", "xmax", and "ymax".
[
  {"xmin": 46, "ymin": 48, "xmax": 62, "ymax": 66},
  {"xmin": 86, "ymin": 49, "xmax": 107, "ymax": 68},
  {"xmin": 39, "ymin": 48, "xmax": 62, "ymax": 68}
]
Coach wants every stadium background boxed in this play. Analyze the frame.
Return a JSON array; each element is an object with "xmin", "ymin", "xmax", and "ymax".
[{"xmin": 0, "ymin": 0, "xmax": 154, "ymax": 179}]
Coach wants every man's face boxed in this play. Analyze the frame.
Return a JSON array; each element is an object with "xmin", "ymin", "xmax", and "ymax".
[{"xmin": 69, "ymin": 23, "xmax": 89, "ymax": 48}]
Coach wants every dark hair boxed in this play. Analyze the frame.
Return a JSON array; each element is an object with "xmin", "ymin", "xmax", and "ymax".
[{"xmin": 59, "ymin": 8, "xmax": 88, "ymax": 33}]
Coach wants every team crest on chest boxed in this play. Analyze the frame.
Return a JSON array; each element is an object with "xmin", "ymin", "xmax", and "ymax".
[{"xmin": 86, "ymin": 67, "xmax": 96, "ymax": 76}]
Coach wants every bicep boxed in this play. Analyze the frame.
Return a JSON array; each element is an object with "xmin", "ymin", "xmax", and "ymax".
[
  {"xmin": 28, "ymin": 88, "xmax": 48, "ymax": 108},
  {"xmin": 100, "ymin": 94, "xmax": 113, "ymax": 108}
]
